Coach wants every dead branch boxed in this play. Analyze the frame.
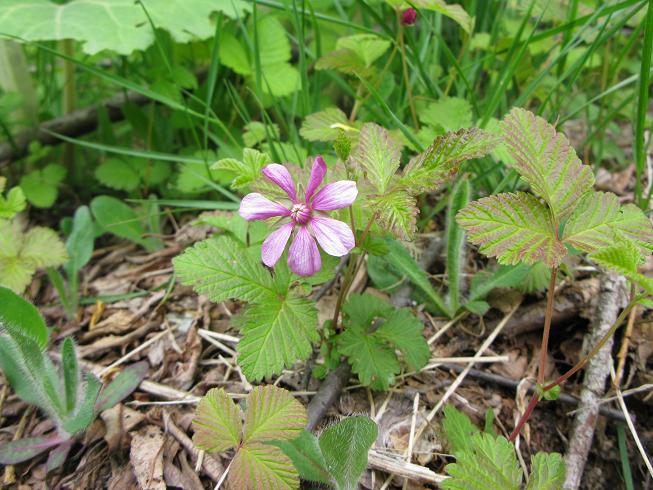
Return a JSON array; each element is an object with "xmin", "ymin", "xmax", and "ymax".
[{"xmin": 367, "ymin": 449, "xmax": 446, "ymax": 485}]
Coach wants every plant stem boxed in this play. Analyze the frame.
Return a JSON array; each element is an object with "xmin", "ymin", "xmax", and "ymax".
[
  {"xmin": 614, "ymin": 286, "xmax": 638, "ymax": 387},
  {"xmin": 537, "ymin": 267, "xmax": 558, "ymax": 384},
  {"xmin": 397, "ymin": 14, "xmax": 419, "ymax": 129},
  {"xmin": 508, "ymin": 392, "xmax": 540, "ymax": 442}
]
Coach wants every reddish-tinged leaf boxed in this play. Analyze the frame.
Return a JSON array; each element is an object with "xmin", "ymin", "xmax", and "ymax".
[
  {"xmin": 192, "ymin": 388, "xmax": 243, "ymax": 453},
  {"xmin": 0, "ymin": 435, "xmax": 65, "ymax": 464},
  {"xmin": 230, "ymin": 443, "xmax": 299, "ymax": 490},
  {"xmin": 243, "ymin": 386, "xmax": 306, "ymax": 444}
]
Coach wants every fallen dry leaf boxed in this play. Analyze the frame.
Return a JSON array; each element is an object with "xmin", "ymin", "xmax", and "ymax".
[{"xmin": 130, "ymin": 425, "xmax": 166, "ymax": 490}]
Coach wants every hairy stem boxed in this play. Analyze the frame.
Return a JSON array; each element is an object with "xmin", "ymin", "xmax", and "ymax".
[{"xmin": 537, "ymin": 267, "xmax": 558, "ymax": 384}]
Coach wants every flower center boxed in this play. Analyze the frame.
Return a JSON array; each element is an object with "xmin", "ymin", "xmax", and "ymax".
[{"xmin": 290, "ymin": 203, "xmax": 311, "ymax": 224}]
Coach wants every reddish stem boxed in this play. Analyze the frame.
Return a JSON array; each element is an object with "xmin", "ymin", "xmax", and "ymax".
[
  {"xmin": 537, "ymin": 267, "xmax": 558, "ymax": 384},
  {"xmin": 509, "ymin": 392, "xmax": 540, "ymax": 442}
]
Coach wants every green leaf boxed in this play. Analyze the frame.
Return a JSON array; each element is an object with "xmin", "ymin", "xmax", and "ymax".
[
  {"xmin": 526, "ymin": 452, "xmax": 566, "ymax": 490},
  {"xmin": 61, "ymin": 374, "xmax": 101, "ymax": 435},
  {"xmin": 61, "ymin": 338, "xmax": 79, "ymax": 413},
  {"xmin": 19, "ymin": 164, "xmax": 66, "ymax": 208},
  {"xmin": 91, "ymin": 196, "xmax": 159, "ymax": 251},
  {"xmin": 446, "ymin": 179, "xmax": 471, "ymax": 313},
  {"xmin": 64, "ymin": 206, "xmax": 95, "ymax": 277},
  {"xmin": 419, "ymin": 97, "xmax": 472, "ymax": 132},
  {"xmin": 315, "ymin": 49, "xmax": 374, "ymax": 78},
  {"xmin": 192, "ymin": 387, "xmax": 243, "ymax": 453},
  {"xmin": 0, "ymin": 185, "xmax": 26, "ymax": 219},
  {"xmin": 94, "ymin": 361, "xmax": 148, "ymax": 413},
  {"xmin": 243, "ymin": 385, "xmax": 306, "ymax": 443},
  {"xmin": 342, "ymin": 293, "xmax": 394, "ymax": 329},
  {"xmin": 230, "ymin": 443, "xmax": 299, "ymax": 490},
  {"xmin": 369, "ymin": 190, "xmax": 418, "ymax": 240},
  {"xmin": 237, "ymin": 296, "xmax": 318, "ymax": 381},
  {"xmin": 516, "ymin": 262, "xmax": 552, "ymax": 294},
  {"xmin": 501, "ymin": 108, "xmax": 594, "ymax": 222},
  {"xmin": 94, "ymin": 158, "xmax": 140, "ymax": 191},
  {"xmin": 0, "ymin": 435, "xmax": 65, "ymax": 465},
  {"xmin": 174, "ymin": 235, "xmax": 277, "ymax": 305},
  {"xmin": 219, "ymin": 32, "xmax": 252, "ymax": 75},
  {"xmin": 375, "ymin": 309, "xmax": 429, "ymax": 371},
  {"xmin": 351, "ymin": 123, "xmax": 402, "ymax": 194},
  {"xmin": 212, "ymin": 149, "xmax": 271, "ymax": 190},
  {"xmin": 336, "ymin": 34, "xmax": 390, "ymax": 67},
  {"xmin": 467, "ymin": 263, "xmax": 532, "ymax": 303},
  {"xmin": 0, "ymin": 286, "xmax": 49, "ymax": 348},
  {"xmin": 255, "ymin": 16, "xmax": 300, "ymax": 97},
  {"xmin": 442, "ymin": 405, "xmax": 480, "ymax": 454},
  {"xmin": 244, "ymin": 121, "xmax": 280, "ymax": 147},
  {"xmin": 589, "ymin": 241, "xmax": 653, "ymax": 295},
  {"xmin": 0, "ymin": 0, "xmax": 251, "ymax": 56},
  {"xmin": 319, "ymin": 416, "xmax": 378, "ymax": 490},
  {"xmin": 387, "ymin": 0, "xmax": 473, "ymax": 33},
  {"xmin": 457, "ymin": 192, "xmax": 566, "ymax": 267},
  {"xmin": 300, "ymin": 108, "xmax": 351, "ymax": 142},
  {"xmin": 443, "ymin": 433, "xmax": 523, "ymax": 490},
  {"xmin": 382, "ymin": 238, "xmax": 449, "ymax": 316},
  {"xmin": 271, "ymin": 431, "xmax": 333, "ymax": 485},
  {"xmin": 563, "ymin": 191, "xmax": 653, "ymax": 254},
  {"xmin": 400, "ymin": 128, "xmax": 498, "ymax": 194},
  {"xmin": 338, "ymin": 325, "xmax": 400, "ymax": 390}
]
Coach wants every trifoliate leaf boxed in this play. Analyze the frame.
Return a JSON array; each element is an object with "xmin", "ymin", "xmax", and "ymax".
[
  {"xmin": 419, "ymin": 97, "xmax": 472, "ymax": 132},
  {"xmin": 338, "ymin": 325, "xmax": 400, "ymax": 390},
  {"xmin": 400, "ymin": 128, "xmax": 498, "ymax": 194},
  {"xmin": 501, "ymin": 108, "xmax": 594, "ymax": 222},
  {"xmin": 19, "ymin": 164, "xmax": 66, "ymax": 208},
  {"xmin": 375, "ymin": 309, "xmax": 429, "ymax": 371},
  {"xmin": 319, "ymin": 416, "xmax": 378, "ymax": 490},
  {"xmin": 336, "ymin": 34, "xmax": 390, "ymax": 67},
  {"xmin": 300, "ymin": 108, "xmax": 351, "ymax": 142},
  {"xmin": 192, "ymin": 388, "xmax": 243, "ymax": 453},
  {"xmin": 442, "ymin": 405, "xmax": 480, "ymax": 454},
  {"xmin": 212, "ymin": 148, "xmax": 271, "ymax": 190},
  {"xmin": 94, "ymin": 158, "xmax": 140, "ymax": 191},
  {"xmin": 526, "ymin": 452, "xmax": 566, "ymax": 490},
  {"xmin": 0, "ymin": 186, "xmax": 26, "ymax": 219},
  {"xmin": 457, "ymin": 192, "xmax": 565, "ymax": 267},
  {"xmin": 243, "ymin": 385, "xmax": 306, "ymax": 443},
  {"xmin": 230, "ymin": 443, "xmax": 299, "ymax": 490},
  {"xmin": 443, "ymin": 433, "xmax": 522, "ymax": 490},
  {"xmin": 350, "ymin": 123, "xmax": 402, "ymax": 194},
  {"xmin": 237, "ymin": 296, "xmax": 318, "ymax": 380},
  {"xmin": 0, "ymin": 0, "xmax": 251, "ymax": 55},
  {"xmin": 271, "ymin": 431, "xmax": 333, "ymax": 485},
  {"xmin": 369, "ymin": 190, "xmax": 418, "ymax": 239},
  {"xmin": 589, "ymin": 240, "xmax": 653, "ymax": 295},
  {"xmin": 173, "ymin": 236, "xmax": 277, "ymax": 305},
  {"xmin": 563, "ymin": 191, "xmax": 653, "ymax": 254}
]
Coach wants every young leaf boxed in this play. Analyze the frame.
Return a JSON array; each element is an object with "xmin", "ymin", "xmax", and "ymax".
[
  {"xmin": 94, "ymin": 361, "xmax": 148, "ymax": 414},
  {"xmin": 562, "ymin": 191, "xmax": 653, "ymax": 254},
  {"xmin": 375, "ymin": 309, "xmax": 430, "ymax": 371},
  {"xmin": 230, "ymin": 443, "xmax": 299, "ymax": 490},
  {"xmin": 0, "ymin": 185, "xmax": 26, "ymax": 219},
  {"xmin": 350, "ymin": 123, "xmax": 402, "ymax": 194},
  {"xmin": 446, "ymin": 179, "xmax": 471, "ymax": 313},
  {"xmin": 61, "ymin": 374, "xmax": 102, "ymax": 435},
  {"xmin": 0, "ymin": 435, "xmax": 65, "ymax": 465},
  {"xmin": 419, "ymin": 97, "xmax": 473, "ymax": 132},
  {"xmin": 589, "ymin": 241, "xmax": 653, "ymax": 295},
  {"xmin": 242, "ymin": 385, "xmax": 307, "ymax": 443},
  {"xmin": 443, "ymin": 433, "xmax": 523, "ymax": 490},
  {"xmin": 457, "ymin": 192, "xmax": 565, "ymax": 267},
  {"xmin": 526, "ymin": 452, "xmax": 566, "ymax": 490},
  {"xmin": 173, "ymin": 236, "xmax": 277, "ymax": 305},
  {"xmin": 270, "ymin": 431, "xmax": 333, "ymax": 485},
  {"xmin": 501, "ymin": 108, "xmax": 594, "ymax": 222},
  {"xmin": 192, "ymin": 388, "xmax": 243, "ymax": 453},
  {"xmin": 61, "ymin": 338, "xmax": 80, "ymax": 413},
  {"xmin": 212, "ymin": 148, "xmax": 271, "ymax": 190},
  {"xmin": 0, "ymin": 286, "xmax": 49, "ymax": 348},
  {"xmin": 319, "ymin": 416, "xmax": 378, "ymax": 490},
  {"xmin": 442, "ymin": 405, "xmax": 479, "ymax": 454},
  {"xmin": 91, "ymin": 196, "xmax": 159, "ymax": 251},
  {"xmin": 342, "ymin": 293, "xmax": 394, "ymax": 331},
  {"xmin": 237, "ymin": 296, "xmax": 318, "ymax": 381},
  {"xmin": 368, "ymin": 190, "xmax": 418, "ymax": 239},
  {"xmin": 19, "ymin": 164, "xmax": 66, "ymax": 208},
  {"xmin": 64, "ymin": 205, "xmax": 95, "ymax": 278},
  {"xmin": 336, "ymin": 34, "xmax": 390, "ymax": 67},
  {"xmin": 300, "ymin": 108, "xmax": 351, "ymax": 142},
  {"xmin": 94, "ymin": 158, "xmax": 140, "ymax": 191}
]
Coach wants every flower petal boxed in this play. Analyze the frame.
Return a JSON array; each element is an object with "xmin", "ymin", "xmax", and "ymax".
[
  {"xmin": 239, "ymin": 193, "xmax": 290, "ymax": 221},
  {"xmin": 311, "ymin": 181, "xmax": 358, "ymax": 211},
  {"xmin": 261, "ymin": 222, "xmax": 294, "ymax": 267},
  {"xmin": 305, "ymin": 156, "xmax": 327, "ymax": 202},
  {"xmin": 311, "ymin": 217, "xmax": 355, "ymax": 257},
  {"xmin": 263, "ymin": 164, "xmax": 297, "ymax": 201},
  {"xmin": 288, "ymin": 226, "xmax": 321, "ymax": 276}
]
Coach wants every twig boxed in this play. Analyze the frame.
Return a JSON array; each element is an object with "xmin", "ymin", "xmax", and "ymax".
[
  {"xmin": 306, "ymin": 362, "xmax": 351, "ymax": 431},
  {"xmin": 564, "ymin": 273, "xmax": 627, "ymax": 490},
  {"xmin": 367, "ymin": 449, "xmax": 446, "ymax": 485}
]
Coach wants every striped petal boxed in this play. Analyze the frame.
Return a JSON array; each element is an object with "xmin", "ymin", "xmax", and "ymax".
[
  {"xmin": 239, "ymin": 193, "xmax": 290, "ymax": 221},
  {"xmin": 261, "ymin": 222, "xmax": 294, "ymax": 267},
  {"xmin": 311, "ymin": 217, "xmax": 355, "ymax": 257},
  {"xmin": 311, "ymin": 181, "xmax": 358, "ymax": 211},
  {"xmin": 305, "ymin": 156, "xmax": 327, "ymax": 202},
  {"xmin": 263, "ymin": 164, "xmax": 297, "ymax": 202},
  {"xmin": 288, "ymin": 226, "xmax": 321, "ymax": 276}
]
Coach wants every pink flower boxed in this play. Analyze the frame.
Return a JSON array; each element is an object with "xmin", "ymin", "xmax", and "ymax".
[{"xmin": 239, "ymin": 156, "xmax": 358, "ymax": 277}]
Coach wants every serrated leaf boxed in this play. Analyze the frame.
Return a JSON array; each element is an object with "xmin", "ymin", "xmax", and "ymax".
[
  {"xmin": 375, "ymin": 309, "xmax": 429, "ymax": 371},
  {"xmin": 212, "ymin": 148, "xmax": 271, "ymax": 190},
  {"xmin": 563, "ymin": 191, "xmax": 653, "ymax": 254},
  {"xmin": 300, "ymin": 108, "xmax": 351, "ymax": 142},
  {"xmin": 230, "ymin": 442, "xmax": 299, "ymax": 490},
  {"xmin": 315, "ymin": 49, "xmax": 374, "ymax": 78},
  {"xmin": 174, "ymin": 235, "xmax": 278, "ymax": 305},
  {"xmin": 94, "ymin": 158, "xmax": 140, "ymax": 191},
  {"xmin": 192, "ymin": 388, "xmax": 243, "ymax": 453},
  {"xmin": 237, "ymin": 296, "xmax": 318, "ymax": 380},
  {"xmin": 0, "ymin": 0, "xmax": 251, "ymax": 56},
  {"xmin": 516, "ymin": 262, "xmax": 552, "ymax": 293},
  {"xmin": 369, "ymin": 190, "xmax": 418, "ymax": 239},
  {"xmin": 244, "ymin": 121, "xmax": 280, "ymax": 147},
  {"xmin": 21, "ymin": 227, "xmax": 68, "ymax": 268},
  {"xmin": 387, "ymin": 0, "xmax": 473, "ymax": 33},
  {"xmin": 351, "ymin": 123, "xmax": 402, "ymax": 194},
  {"xmin": 19, "ymin": 164, "xmax": 66, "ymax": 208},
  {"xmin": 589, "ymin": 241, "xmax": 653, "ymax": 295},
  {"xmin": 256, "ymin": 16, "xmax": 300, "ymax": 97},
  {"xmin": 419, "ymin": 97, "xmax": 472, "ymax": 131},
  {"xmin": 338, "ymin": 326, "xmax": 399, "ymax": 390},
  {"xmin": 94, "ymin": 361, "xmax": 148, "ymax": 414},
  {"xmin": 342, "ymin": 293, "xmax": 394, "ymax": 329},
  {"xmin": 400, "ymin": 128, "xmax": 498, "ymax": 194},
  {"xmin": 526, "ymin": 452, "xmax": 565, "ymax": 490},
  {"xmin": 0, "ymin": 435, "xmax": 65, "ymax": 465},
  {"xmin": 442, "ymin": 405, "xmax": 479, "ymax": 454},
  {"xmin": 219, "ymin": 32, "xmax": 252, "ymax": 75},
  {"xmin": 0, "ymin": 186, "xmax": 26, "ymax": 219},
  {"xmin": 501, "ymin": 108, "xmax": 594, "ymax": 221},
  {"xmin": 243, "ymin": 386, "xmax": 306, "ymax": 443},
  {"xmin": 319, "ymin": 416, "xmax": 378, "ymax": 490},
  {"xmin": 336, "ymin": 34, "xmax": 390, "ymax": 67},
  {"xmin": 457, "ymin": 192, "xmax": 565, "ymax": 267},
  {"xmin": 270, "ymin": 431, "xmax": 333, "ymax": 485},
  {"xmin": 443, "ymin": 433, "xmax": 522, "ymax": 490}
]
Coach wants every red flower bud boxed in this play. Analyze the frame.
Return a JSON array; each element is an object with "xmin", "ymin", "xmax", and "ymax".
[{"xmin": 401, "ymin": 8, "xmax": 417, "ymax": 26}]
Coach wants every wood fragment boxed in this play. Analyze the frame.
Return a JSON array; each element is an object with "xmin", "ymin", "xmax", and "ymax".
[{"xmin": 367, "ymin": 449, "xmax": 446, "ymax": 485}]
